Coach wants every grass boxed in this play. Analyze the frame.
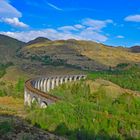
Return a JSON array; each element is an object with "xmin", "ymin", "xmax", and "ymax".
[
  {"xmin": 0, "ymin": 78, "xmax": 25, "ymax": 98},
  {"xmin": 0, "ymin": 60, "xmax": 140, "ymax": 140},
  {"xmin": 0, "ymin": 96, "xmax": 24, "ymax": 115},
  {"xmin": 88, "ymin": 65, "xmax": 140, "ymax": 92},
  {"xmin": 0, "ymin": 63, "xmax": 13, "ymax": 78},
  {"xmin": 0, "ymin": 65, "xmax": 30, "ymax": 99},
  {"xmin": 27, "ymin": 81, "xmax": 140, "ymax": 140},
  {"xmin": 74, "ymin": 41, "xmax": 140, "ymax": 66},
  {"xmin": 22, "ymin": 39, "xmax": 140, "ymax": 67},
  {"xmin": 0, "ymin": 63, "xmax": 26, "ymax": 98},
  {"xmin": 0, "ymin": 120, "xmax": 13, "ymax": 135},
  {"xmin": 0, "ymin": 65, "xmax": 25, "ymax": 114}
]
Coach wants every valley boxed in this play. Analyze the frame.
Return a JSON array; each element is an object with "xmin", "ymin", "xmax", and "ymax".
[{"xmin": 0, "ymin": 35, "xmax": 140, "ymax": 140}]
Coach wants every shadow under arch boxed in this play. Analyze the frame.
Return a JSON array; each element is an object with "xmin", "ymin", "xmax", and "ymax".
[
  {"xmin": 31, "ymin": 96, "xmax": 39, "ymax": 108},
  {"xmin": 40, "ymin": 101, "xmax": 48, "ymax": 108}
]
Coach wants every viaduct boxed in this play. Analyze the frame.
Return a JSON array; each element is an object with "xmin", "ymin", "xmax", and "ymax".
[{"xmin": 24, "ymin": 74, "xmax": 87, "ymax": 108}]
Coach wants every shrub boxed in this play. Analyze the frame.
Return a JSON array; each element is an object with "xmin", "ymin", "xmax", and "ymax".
[
  {"xmin": 27, "ymin": 82, "xmax": 140, "ymax": 140},
  {"xmin": 88, "ymin": 66, "xmax": 140, "ymax": 92},
  {"xmin": 0, "ymin": 120, "xmax": 13, "ymax": 135}
]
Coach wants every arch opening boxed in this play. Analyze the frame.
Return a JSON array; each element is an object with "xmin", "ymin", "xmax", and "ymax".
[
  {"xmin": 31, "ymin": 97, "xmax": 39, "ymax": 107},
  {"xmin": 40, "ymin": 101, "xmax": 48, "ymax": 108}
]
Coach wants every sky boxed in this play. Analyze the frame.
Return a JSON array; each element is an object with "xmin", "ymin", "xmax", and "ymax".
[{"xmin": 0, "ymin": 0, "xmax": 140, "ymax": 47}]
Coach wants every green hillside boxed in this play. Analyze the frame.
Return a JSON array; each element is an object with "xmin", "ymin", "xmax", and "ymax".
[
  {"xmin": 19, "ymin": 39, "xmax": 107, "ymax": 71},
  {"xmin": 27, "ymin": 80, "xmax": 140, "ymax": 140},
  {"xmin": 19, "ymin": 39, "xmax": 140, "ymax": 71},
  {"xmin": 0, "ymin": 34, "xmax": 25, "ymax": 64},
  {"xmin": 1, "ymin": 35, "xmax": 140, "ymax": 72},
  {"xmin": 0, "ymin": 35, "xmax": 140, "ymax": 140}
]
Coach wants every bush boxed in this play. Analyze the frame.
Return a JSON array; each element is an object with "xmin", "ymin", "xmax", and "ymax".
[
  {"xmin": 0, "ymin": 120, "xmax": 13, "ymax": 135},
  {"xmin": 0, "ymin": 62, "xmax": 13, "ymax": 78},
  {"xmin": 27, "ymin": 82, "xmax": 140, "ymax": 140},
  {"xmin": 88, "ymin": 66, "xmax": 140, "ymax": 92},
  {"xmin": 0, "ymin": 78, "xmax": 25, "ymax": 98}
]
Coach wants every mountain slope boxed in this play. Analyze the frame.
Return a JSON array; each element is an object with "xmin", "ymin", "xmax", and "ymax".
[
  {"xmin": 0, "ymin": 34, "xmax": 25, "ymax": 64},
  {"xmin": 1, "ymin": 35, "xmax": 140, "ymax": 72},
  {"xmin": 19, "ymin": 38, "xmax": 140, "ymax": 69},
  {"xmin": 130, "ymin": 46, "xmax": 140, "ymax": 53},
  {"xmin": 26, "ymin": 37, "xmax": 51, "ymax": 46},
  {"xmin": 19, "ymin": 39, "xmax": 107, "ymax": 71},
  {"xmin": 67, "ymin": 40, "xmax": 140, "ymax": 66}
]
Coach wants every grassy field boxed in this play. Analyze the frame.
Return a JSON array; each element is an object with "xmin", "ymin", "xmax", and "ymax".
[
  {"xmin": 0, "ymin": 96, "xmax": 24, "ymax": 115},
  {"xmin": 27, "ymin": 81, "xmax": 140, "ymax": 140},
  {"xmin": 0, "ymin": 64, "xmax": 26, "ymax": 114},
  {"xmin": 0, "ymin": 63, "xmax": 13, "ymax": 78},
  {"xmin": 0, "ymin": 64, "xmax": 140, "ymax": 140},
  {"xmin": 88, "ymin": 65, "xmax": 140, "ymax": 92},
  {"xmin": 0, "ymin": 77, "xmax": 25, "ymax": 98},
  {"xmin": 74, "ymin": 41, "xmax": 140, "ymax": 66}
]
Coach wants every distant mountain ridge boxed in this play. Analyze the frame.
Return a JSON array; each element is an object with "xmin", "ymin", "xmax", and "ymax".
[
  {"xmin": 26, "ymin": 37, "xmax": 51, "ymax": 46},
  {"xmin": 0, "ymin": 34, "xmax": 140, "ymax": 72},
  {"xmin": 130, "ymin": 46, "xmax": 140, "ymax": 53},
  {"xmin": 20, "ymin": 38, "xmax": 140, "ymax": 68},
  {"xmin": 0, "ymin": 34, "xmax": 25, "ymax": 64}
]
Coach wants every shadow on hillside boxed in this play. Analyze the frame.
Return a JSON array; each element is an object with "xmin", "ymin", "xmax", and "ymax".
[
  {"xmin": 0, "ymin": 114, "xmax": 136, "ymax": 140},
  {"xmin": 0, "ymin": 114, "xmax": 64, "ymax": 140},
  {"xmin": 53, "ymin": 123, "xmax": 119, "ymax": 140}
]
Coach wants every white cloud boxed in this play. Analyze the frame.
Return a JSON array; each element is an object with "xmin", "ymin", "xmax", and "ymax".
[
  {"xmin": 0, "ymin": 0, "xmax": 21, "ymax": 18},
  {"xmin": 0, "ymin": 18, "xmax": 113, "ymax": 42},
  {"xmin": 74, "ymin": 24, "xmax": 85, "ymax": 29},
  {"xmin": 2, "ymin": 17, "xmax": 28, "ymax": 28},
  {"xmin": 116, "ymin": 35, "xmax": 124, "ymax": 39},
  {"xmin": 0, "ymin": 0, "xmax": 28, "ymax": 28},
  {"xmin": 0, "ymin": 29, "xmax": 82, "ymax": 42},
  {"xmin": 58, "ymin": 26, "xmax": 78, "ymax": 32},
  {"xmin": 80, "ymin": 28, "xmax": 108, "ymax": 42},
  {"xmin": 124, "ymin": 14, "xmax": 140, "ymax": 22},
  {"xmin": 47, "ymin": 2, "xmax": 62, "ymax": 11},
  {"xmin": 0, "ymin": 28, "xmax": 108, "ymax": 43},
  {"xmin": 58, "ymin": 24, "xmax": 85, "ymax": 32},
  {"xmin": 82, "ymin": 18, "xmax": 113, "ymax": 31}
]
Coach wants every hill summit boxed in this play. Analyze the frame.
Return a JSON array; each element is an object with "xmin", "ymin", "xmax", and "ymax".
[
  {"xmin": 27, "ymin": 37, "xmax": 51, "ymax": 45},
  {"xmin": 0, "ymin": 34, "xmax": 140, "ymax": 73},
  {"xmin": 130, "ymin": 46, "xmax": 140, "ymax": 53}
]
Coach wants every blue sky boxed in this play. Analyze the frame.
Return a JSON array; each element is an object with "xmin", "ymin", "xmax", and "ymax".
[{"xmin": 0, "ymin": 0, "xmax": 140, "ymax": 47}]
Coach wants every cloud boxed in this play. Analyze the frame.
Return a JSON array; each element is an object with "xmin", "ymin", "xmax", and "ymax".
[
  {"xmin": 116, "ymin": 35, "xmax": 124, "ymax": 39},
  {"xmin": 74, "ymin": 24, "xmax": 85, "ymax": 29},
  {"xmin": 124, "ymin": 14, "xmax": 140, "ymax": 22},
  {"xmin": 82, "ymin": 18, "xmax": 113, "ymax": 31},
  {"xmin": 79, "ymin": 28, "xmax": 108, "ymax": 42},
  {"xmin": 47, "ymin": 2, "xmax": 62, "ymax": 11},
  {"xmin": 58, "ymin": 26, "xmax": 78, "ymax": 32},
  {"xmin": 25, "ymin": 0, "xmax": 63, "ymax": 11},
  {"xmin": 0, "ymin": 18, "xmax": 113, "ymax": 42},
  {"xmin": 2, "ymin": 17, "xmax": 28, "ymax": 28},
  {"xmin": 0, "ymin": 0, "xmax": 21, "ymax": 18},
  {"xmin": 0, "ymin": 0, "xmax": 28, "ymax": 28},
  {"xmin": 0, "ymin": 29, "xmax": 82, "ymax": 42}
]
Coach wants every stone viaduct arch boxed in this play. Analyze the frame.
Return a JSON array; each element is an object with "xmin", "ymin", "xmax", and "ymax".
[{"xmin": 24, "ymin": 74, "xmax": 87, "ymax": 108}]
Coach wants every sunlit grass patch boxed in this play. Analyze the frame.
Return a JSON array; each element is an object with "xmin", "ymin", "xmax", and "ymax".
[{"xmin": 0, "ymin": 96, "xmax": 24, "ymax": 115}]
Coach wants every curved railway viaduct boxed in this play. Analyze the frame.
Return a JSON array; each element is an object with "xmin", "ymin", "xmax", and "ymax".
[{"xmin": 24, "ymin": 75, "xmax": 87, "ymax": 108}]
